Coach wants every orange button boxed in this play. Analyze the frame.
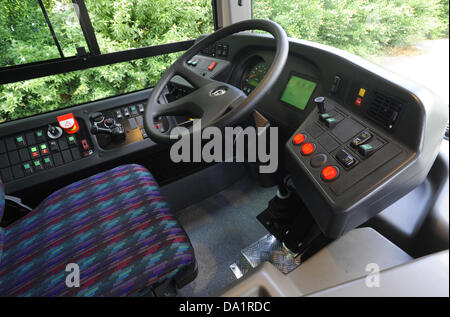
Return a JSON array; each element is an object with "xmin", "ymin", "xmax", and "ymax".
[
  {"xmin": 301, "ymin": 143, "xmax": 316, "ymax": 156},
  {"xmin": 208, "ymin": 62, "xmax": 217, "ymax": 71},
  {"xmin": 322, "ymin": 166, "xmax": 339, "ymax": 181},
  {"xmin": 293, "ymin": 133, "xmax": 306, "ymax": 145}
]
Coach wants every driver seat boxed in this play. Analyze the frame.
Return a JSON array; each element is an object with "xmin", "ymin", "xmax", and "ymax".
[{"xmin": 0, "ymin": 164, "xmax": 196, "ymax": 296}]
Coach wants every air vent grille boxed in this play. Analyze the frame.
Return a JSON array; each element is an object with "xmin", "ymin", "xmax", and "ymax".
[{"xmin": 367, "ymin": 91, "xmax": 403, "ymax": 130}]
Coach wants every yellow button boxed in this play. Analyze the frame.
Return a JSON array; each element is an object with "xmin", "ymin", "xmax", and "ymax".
[{"xmin": 358, "ymin": 88, "xmax": 366, "ymax": 98}]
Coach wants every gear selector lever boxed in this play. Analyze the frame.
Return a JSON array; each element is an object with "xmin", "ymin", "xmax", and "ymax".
[{"xmin": 90, "ymin": 112, "xmax": 126, "ymax": 144}]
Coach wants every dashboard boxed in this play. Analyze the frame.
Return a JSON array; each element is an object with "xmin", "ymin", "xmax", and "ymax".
[{"xmin": 0, "ymin": 33, "xmax": 447, "ymax": 239}]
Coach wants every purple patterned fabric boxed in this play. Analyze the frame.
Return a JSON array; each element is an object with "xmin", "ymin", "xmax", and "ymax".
[
  {"xmin": 0, "ymin": 164, "xmax": 195, "ymax": 296},
  {"xmin": 0, "ymin": 178, "xmax": 4, "ymax": 223}
]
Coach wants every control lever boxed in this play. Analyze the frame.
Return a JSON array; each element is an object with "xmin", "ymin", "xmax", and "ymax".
[
  {"xmin": 91, "ymin": 120, "xmax": 126, "ymax": 143},
  {"xmin": 314, "ymin": 96, "xmax": 326, "ymax": 114}
]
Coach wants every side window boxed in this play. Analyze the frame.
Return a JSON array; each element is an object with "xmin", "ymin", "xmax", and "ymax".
[{"xmin": 0, "ymin": 0, "xmax": 214, "ymax": 124}]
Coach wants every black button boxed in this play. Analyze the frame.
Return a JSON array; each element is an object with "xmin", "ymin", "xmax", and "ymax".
[
  {"xmin": 351, "ymin": 131, "xmax": 372, "ymax": 148},
  {"xmin": 1, "ymin": 167, "xmax": 13, "ymax": 183},
  {"xmin": 58, "ymin": 138, "xmax": 69, "ymax": 151},
  {"xmin": 0, "ymin": 153, "xmax": 10, "ymax": 168},
  {"xmin": 141, "ymin": 128, "xmax": 148, "ymax": 139},
  {"xmin": 123, "ymin": 107, "xmax": 130, "ymax": 117},
  {"xmin": 0, "ymin": 139, "xmax": 6, "ymax": 154},
  {"xmin": 336, "ymin": 148, "xmax": 358, "ymax": 168},
  {"xmin": 8, "ymin": 151, "xmax": 20, "ymax": 165},
  {"xmin": 70, "ymin": 148, "xmax": 81, "ymax": 160},
  {"xmin": 32, "ymin": 160, "xmax": 43, "ymax": 171},
  {"xmin": 12, "ymin": 164, "xmax": 24, "ymax": 179},
  {"xmin": 49, "ymin": 140, "xmax": 59, "ymax": 152},
  {"xmin": 53, "ymin": 153, "xmax": 64, "ymax": 166},
  {"xmin": 358, "ymin": 139, "xmax": 383, "ymax": 157},
  {"xmin": 310, "ymin": 154, "xmax": 328, "ymax": 168},
  {"xmin": 6, "ymin": 137, "xmax": 17, "ymax": 151},
  {"xmin": 62, "ymin": 150, "xmax": 73, "ymax": 163},
  {"xmin": 26, "ymin": 132, "xmax": 37, "ymax": 146},
  {"xmin": 19, "ymin": 148, "xmax": 30, "ymax": 162},
  {"xmin": 35, "ymin": 130, "xmax": 46, "ymax": 142},
  {"xmin": 67, "ymin": 135, "xmax": 77, "ymax": 146},
  {"xmin": 23, "ymin": 163, "xmax": 33, "ymax": 175},
  {"xmin": 115, "ymin": 109, "xmax": 123, "ymax": 119},
  {"xmin": 43, "ymin": 156, "xmax": 53, "ymax": 168},
  {"xmin": 325, "ymin": 117, "xmax": 338, "ymax": 128},
  {"xmin": 138, "ymin": 104, "xmax": 145, "ymax": 113},
  {"xmin": 15, "ymin": 135, "xmax": 26, "ymax": 148}
]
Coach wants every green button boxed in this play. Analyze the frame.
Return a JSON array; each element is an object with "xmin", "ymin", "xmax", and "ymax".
[
  {"xmin": 44, "ymin": 157, "xmax": 51, "ymax": 164},
  {"xmin": 131, "ymin": 106, "xmax": 136, "ymax": 111},
  {"xmin": 23, "ymin": 163, "xmax": 31, "ymax": 169},
  {"xmin": 36, "ymin": 131, "xmax": 43, "ymax": 137},
  {"xmin": 327, "ymin": 118, "xmax": 336, "ymax": 122},
  {"xmin": 31, "ymin": 146, "xmax": 38, "ymax": 152},
  {"xmin": 68, "ymin": 136, "xmax": 75, "ymax": 142},
  {"xmin": 16, "ymin": 136, "xmax": 23, "ymax": 142},
  {"xmin": 33, "ymin": 160, "xmax": 41, "ymax": 167},
  {"xmin": 361, "ymin": 144, "xmax": 373, "ymax": 150},
  {"xmin": 40, "ymin": 144, "xmax": 47, "ymax": 150}
]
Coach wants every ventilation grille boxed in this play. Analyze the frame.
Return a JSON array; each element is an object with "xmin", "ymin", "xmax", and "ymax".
[{"xmin": 367, "ymin": 91, "xmax": 403, "ymax": 130}]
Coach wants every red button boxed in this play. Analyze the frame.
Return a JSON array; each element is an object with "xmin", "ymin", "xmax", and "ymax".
[
  {"xmin": 293, "ymin": 133, "xmax": 306, "ymax": 145},
  {"xmin": 355, "ymin": 97, "xmax": 363, "ymax": 106},
  {"xmin": 208, "ymin": 62, "xmax": 217, "ymax": 71},
  {"xmin": 57, "ymin": 113, "xmax": 79, "ymax": 134},
  {"xmin": 322, "ymin": 166, "xmax": 339, "ymax": 181},
  {"xmin": 301, "ymin": 143, "xmax": 316, "ymax": 156}
]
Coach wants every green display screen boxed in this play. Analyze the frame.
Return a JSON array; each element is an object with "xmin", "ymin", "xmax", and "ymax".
[{"xmin": 280, "ymin": 75, "xmax": 317, "ymax": 110}]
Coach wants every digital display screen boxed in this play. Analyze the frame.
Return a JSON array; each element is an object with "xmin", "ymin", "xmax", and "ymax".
[{"xmin": 280, "ymin": 75, "xmax": 317, "ymax": 110}]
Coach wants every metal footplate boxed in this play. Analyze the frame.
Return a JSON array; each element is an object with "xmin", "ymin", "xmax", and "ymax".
[{"xmin": 230, "ymin": 234, "xmax": 301, "ymax": 279}]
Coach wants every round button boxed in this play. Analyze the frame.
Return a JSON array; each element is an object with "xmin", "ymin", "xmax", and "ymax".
[
  {"xmin": 293, "ymin": 133, "xmax": 306, "ymax": 145},
  {"xmin": 321, "ymin": 166, "xmax": 340, "ymax": 181},
  {"xmin": 310, "ymin": 154, "xmax": 328, "ymax": 168},
  {"xmin": 301, "ymin": 143, "xmax": 316, "ymax": 156}
]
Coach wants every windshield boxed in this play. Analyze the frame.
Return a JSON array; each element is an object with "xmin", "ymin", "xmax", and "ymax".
[
  {"xmin": 253, "ymin": 0, "xmax": 450, "ymax": 104},
  {"xmin": 0, "ymin": 0, "xmax": 213, "ymax": 124}
]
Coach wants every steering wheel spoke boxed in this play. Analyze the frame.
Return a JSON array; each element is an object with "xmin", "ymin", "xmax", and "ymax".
[{"xmin": 175, "ymin": 62, "xmax": 215, "ymax": 88}]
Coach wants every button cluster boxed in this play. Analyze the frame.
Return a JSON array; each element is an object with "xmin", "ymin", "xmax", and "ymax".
[
  {"xmin": 292, "ymin": 133, "xmax": 339, "ymax": 182},
  {"xmin": 0, "ymin": 125, "xmax": 93, "ymax": 183}
]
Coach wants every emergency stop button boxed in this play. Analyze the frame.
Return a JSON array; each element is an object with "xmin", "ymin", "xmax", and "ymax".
[
  {"xmin": 321, "ymin": 165, "xmax": 340, "ymax": 182},
  {"xmin": 57, "ymin": 113, "xmax": 79, "ymax": 134}
]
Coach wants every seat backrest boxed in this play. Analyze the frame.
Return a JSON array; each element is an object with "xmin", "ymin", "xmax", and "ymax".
[{"xmin": 0, "ymin": 178, "xmax": 4, "ymax": 262}]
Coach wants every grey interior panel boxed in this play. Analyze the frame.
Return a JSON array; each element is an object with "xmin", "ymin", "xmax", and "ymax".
[
  {"xmin": 308, "ymin": 250, "xmax": 449, "ymax": 297},
  {"xmin": 220, "ymin": 228, "xmax": 412, "ymax": 297}
]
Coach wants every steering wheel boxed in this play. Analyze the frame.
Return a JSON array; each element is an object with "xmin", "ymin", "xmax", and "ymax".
[{"xmin": 144, "ymin": 19, "xmax": 288, "ymax": 144}]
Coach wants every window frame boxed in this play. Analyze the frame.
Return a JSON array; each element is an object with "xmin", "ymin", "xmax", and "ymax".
[{"xmin": 0, "ymin": 0, "xmax": 218, "ymax": 85}]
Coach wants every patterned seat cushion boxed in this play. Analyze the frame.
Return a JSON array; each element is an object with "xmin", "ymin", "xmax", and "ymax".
[
  {"xmin": 0, "ymin": 178, "xmax": 4, "ymax": 223},
  {"xmin": 0, "ymin": 164, "xmax": 195, "ymax": 296}
]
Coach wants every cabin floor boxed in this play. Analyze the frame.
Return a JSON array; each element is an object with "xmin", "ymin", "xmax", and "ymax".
[{"xmin": 174, "ymin": 176, "xmax": 276, "ymax": 297}]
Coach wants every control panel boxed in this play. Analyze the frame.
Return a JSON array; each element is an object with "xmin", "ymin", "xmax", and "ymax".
[
  {"xmin": 286, "ymin": 96, "xmax": 413, "ymax": 238},
  {"xmin": 89, "ymin": 102, "xmax": 152, "ymax": 150},
  {"xmin": 0, "ymin": 119, "xmax": 94, "ymax": 184}
]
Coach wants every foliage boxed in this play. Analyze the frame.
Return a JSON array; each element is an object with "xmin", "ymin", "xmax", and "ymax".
[
  {"xmin": 254, "ymin": 0, "xmax": 449, "ymax": 57},
  {"xmin": 0, "ymin": 0, "xmax": 448, "ymax": 122}
]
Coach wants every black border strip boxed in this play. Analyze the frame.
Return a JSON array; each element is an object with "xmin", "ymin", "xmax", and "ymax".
[{"xmin": 0, "ymin": 40, "xmax": 195, "ymax": 85}]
